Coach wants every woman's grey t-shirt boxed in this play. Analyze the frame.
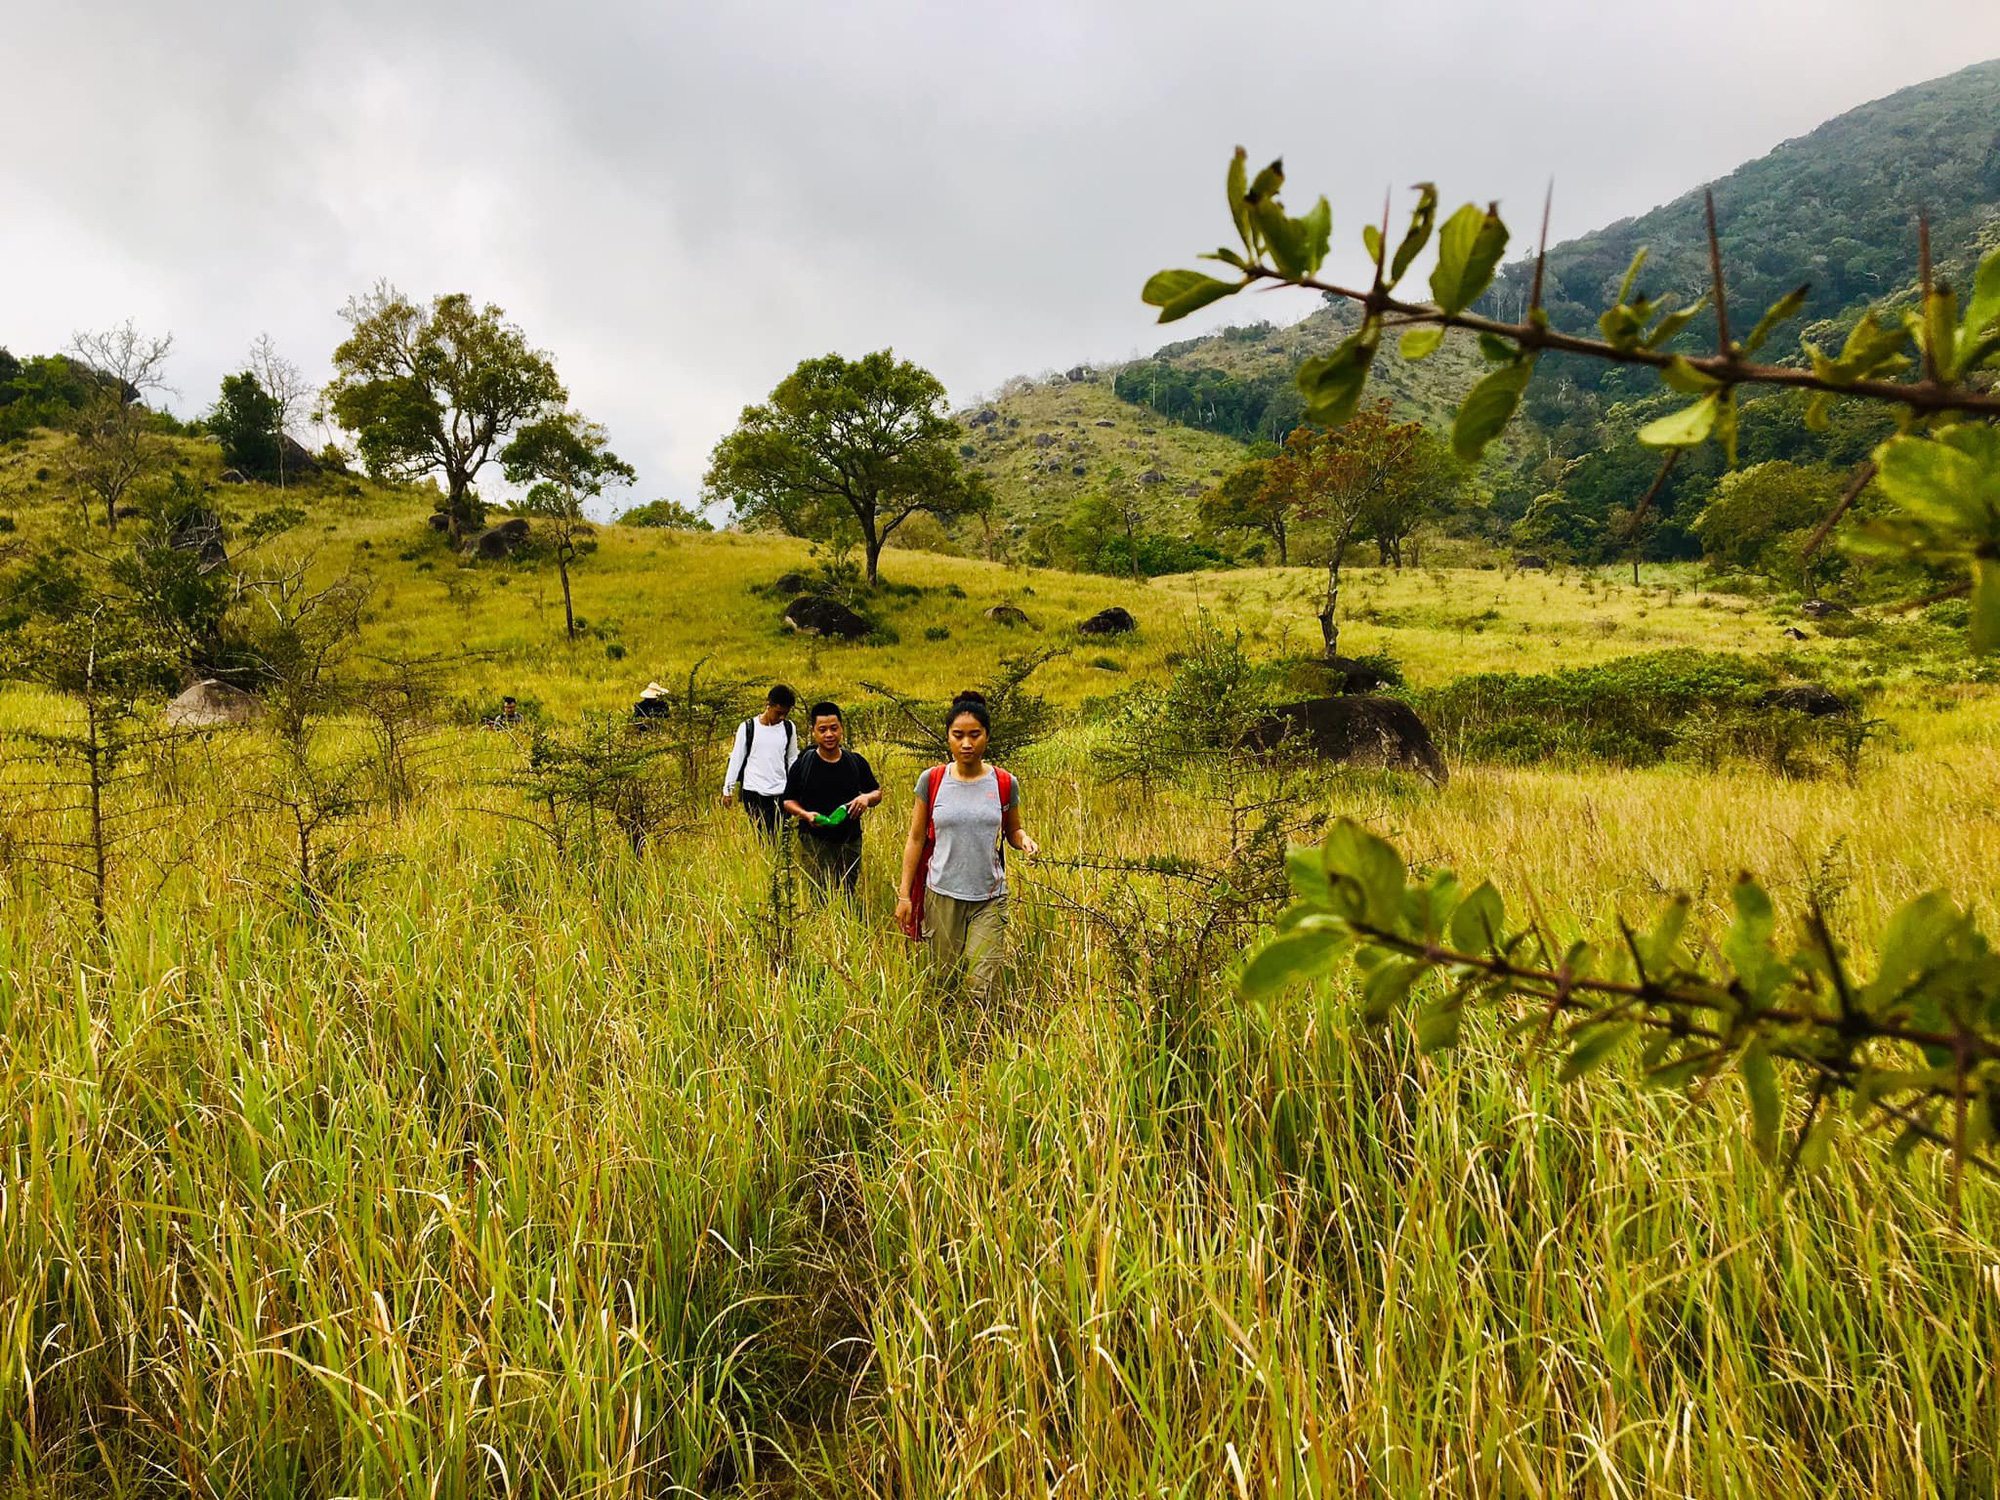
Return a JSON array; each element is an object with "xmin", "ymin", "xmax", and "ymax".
[{"xmin": 919, "ymin": 766, "xmax": 1019, "ymax": 900}]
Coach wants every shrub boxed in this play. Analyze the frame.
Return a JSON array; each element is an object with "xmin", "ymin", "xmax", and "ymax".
[
  {"xmin": 605, "ymin": 642, "xmax": 626, "ymax": 660},
  {"xmin": 1411, "ymin": 650, "xmax": 1784, "ymax": 766},
  {"xmin": 924, "ymin": 626, "xmax": 950, "ymax": 641}
]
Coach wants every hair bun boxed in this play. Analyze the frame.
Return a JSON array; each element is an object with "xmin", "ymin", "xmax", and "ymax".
[{"xmin": 952, "ymin": 689, "xmax": 988, "ymax": 706}]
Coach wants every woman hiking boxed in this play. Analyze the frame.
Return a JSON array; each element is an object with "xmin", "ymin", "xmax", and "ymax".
[{"xmin": 896, "ymin": 690, "xmax": 1039, "ymax": 1005}]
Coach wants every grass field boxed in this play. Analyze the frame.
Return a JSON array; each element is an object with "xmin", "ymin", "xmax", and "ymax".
[{"xmin": 3, "ymin": 475, "xmax": 1998, "ymax": 1495}]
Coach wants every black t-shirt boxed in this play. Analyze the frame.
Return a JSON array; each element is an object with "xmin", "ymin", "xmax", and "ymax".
[{"xmin": 783, "ymin": 750, "xmax": 879, "ymax": 844}]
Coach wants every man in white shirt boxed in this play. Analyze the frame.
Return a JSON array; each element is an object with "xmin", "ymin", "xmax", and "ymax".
[{"xmin": 721, "ymin": 684, "xmax": 800, "ymax": 837}]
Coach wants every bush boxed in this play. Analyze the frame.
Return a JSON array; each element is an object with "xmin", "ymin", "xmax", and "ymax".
[
  {"xmin": 605, "ymin": 642, "xmax": 626, "ymax": 660},
  {"xmin": 924, "ymin": 626, "xmax": 951, "ymax": 641},
  {"xmin": 1411, "ymin": 650, "xmax": 1785, "ymax": 766}
]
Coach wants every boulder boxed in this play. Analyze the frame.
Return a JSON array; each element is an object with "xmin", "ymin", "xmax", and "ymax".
[
  {"xmin": 1513, "ymin": 553, "xmax": 1549, "ymax": 571},
  {"xmin": 1078, "ymin": 606, "xmax": 1136, "ymax": 636},
  {"xmin": 984, "ymin": 604, "xmax": 1032, "ymax": 627},
  {"xmin": 1095, "ymin": 418, "xmax": 1116, "ymax": 428},
  {"xmin": 165, "ymin": 678, "xmax": 260, "ymax": 730},
  {"xmin": 278, "ymin": 433, "xmax": 326, "ymax": 477},
  {"xmin": 1065, "ymin": 365, "xmax": 1091, "ymax": 382},
  {"xmin": 1800, "ymin": 598, "xmax": 1852, "ymax": 619},
  {"xmin": 773, "ymin": 571, "xmax": 809, "ymax": 595},
  {"xmin": 1781, "ymin": 626, "xmax": 1810, "ymax": 641},
  {"xmin": 1240, "ymin": 696, "xmax": 1448, "ymax": 785},
  {"xmin": 426, "ymin": 512, "xmax": 452, "ymax": 532},
  {"xmin": 783, "ymin": 595, "xmax": 871, "ymax": 639},
  {"xmin": 462, "ymin": 527, "xmax": 519, "ymax": 559},
  {"xmin": 1072, "ymin": 464, "xmax": 1088, "ymax": 477},
  {"xmin": 967, "ymin": 407, "xmax": 999, "ymax": 427},
  {"xmin": 1322, "ymin": 654, "xmax": 1390, "ymax": 694},
  {"xmin": 1181, "ymin": 483, "xmax": 1203, "ymax": 498},
  {"xmin": 217, "ymin": 468, "xmax": 248, "ymax": 485},
  {"xmin": 493, "ymin": 516, "xmax": 532, "ymax": 540},
  {"xmin": 1760, "ymin": 683, "xmax": 1850, "ymax": 717},
  {"xmin": 1139, "ymin": 468, "xmax": 1167, "ymax": 484},
  {"xmin": 1032, "ymin": 432, "xmax": 1056, "ymax": 449}
]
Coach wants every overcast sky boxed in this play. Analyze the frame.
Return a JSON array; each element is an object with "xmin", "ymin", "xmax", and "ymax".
[{"xmin": 7, "ymin": 0, "xmax": 2000, "ymax": 504}]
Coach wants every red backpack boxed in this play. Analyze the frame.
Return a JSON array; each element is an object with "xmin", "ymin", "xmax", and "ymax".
[{"xmin": 903, "ymin": 764, "xmax": 1013, "ymax": 939}]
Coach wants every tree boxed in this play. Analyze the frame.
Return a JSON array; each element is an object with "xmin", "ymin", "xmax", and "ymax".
[
  {"xmin": 211, "ymin": 372, "xmax": 282, "ymax": 481},
  {"xmin": 703, "ymin": 351, "xmax": 977, "ymax": 586},
  {"xmin": 617, "ymin": 498, "xmax": 712, "ymax": 530},
  {"xmin": 1200, "ymin": 456, "xmax": 1291, "ymax": 563},
  {"xmin": 1269, "ymin": 406, "xmax": 1429, "ymax": 657},
  {"xmin": 325, "ymin": 284, "xmax": 565, "ymax": 539},
  {"xmin": 1361, "ymin": 425, "xmax": 1462, "ymax": 566},
  {"xmin": 1693, "ymin": 460, "xmax": 1846, "ymax": 593},
  {"xmin": 60, "ymin": 322, "xmax": 173, "ymax": 534},
  {"xmin": 501, "ymin": 412, "xmax": 636, "ymax": 642},
  {"xmin": 246, "ymin": 333, "xmax": 314, "ymax": 489}
]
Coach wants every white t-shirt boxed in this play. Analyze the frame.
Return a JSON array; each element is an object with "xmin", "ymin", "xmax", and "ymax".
[{"xmin": 723, "ymin": 716, "xmax": 798, "ymax": 796}]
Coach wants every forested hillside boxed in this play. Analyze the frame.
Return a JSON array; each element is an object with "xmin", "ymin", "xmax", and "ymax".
[{"xmin": 1492, "ymin": 57, "xmax": 2000, "ymax": 396}]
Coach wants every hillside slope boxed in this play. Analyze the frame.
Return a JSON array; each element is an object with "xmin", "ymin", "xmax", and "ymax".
[
  {"xmin": 955, "ymin": 373, "xmax": 1246, "ymax": 540},
  {"xmin": 1492, "ymin": 57, "xmax": 2000, "ymax": 389}
]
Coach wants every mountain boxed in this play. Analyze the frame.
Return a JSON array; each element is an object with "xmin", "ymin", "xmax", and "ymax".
[{"xmin": 1494, "ymin": 58, "xmax": 2000, "ymax": 391}]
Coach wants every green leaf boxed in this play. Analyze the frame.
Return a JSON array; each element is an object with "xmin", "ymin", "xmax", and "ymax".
[
  {"xmin": 1286, "ymin": 845, "xmax": 1335, "ymax": 907},
  {"xmin": 1452, "ymin": 360, "xmax": 1533, "ymax": 462},
  {"xmin": 1362, "ymin": 223, "xmax": 1383, "ymax": 269},
  {"xmin": 1448, "ymin": 881, "xmax": 1505, "ymax": 954},
  {"xmin": 1956, "ymin": 245, "xmax": 2000, "ymax": 371},
  {"xmin": 1924, "ymin": 284, "xmax": 1960, "ymax": 379},
  {"xmin": 1740, "ymin": 284, "xmax": 1809, "ymax": 357},
  {"xmin": 1300, "ymin": 196, "xmax": 1333, "ymax": 275},
  {"xmin": 1641, "ymin": 896, "xmax": 1690, "ymax": 974},
  {"xmin": 1741, "ymin": 1043, "xmax": 1783, "ymax": 1160},
  {"xmin": 1660, "ymin": 356, "xmax": 1722, "ymax": 395},
  {"xmin": 1644, "ymin": 299, "xmax": 1706, "ymax": 350},
  {"xmin": 1201, "ymin": 247, "xmax": 1251, "ymax": 271},
  {"xmin": 1973, "ymin": 557, "xmax": 2000, "ymax": 656},
  {"xmin": 1255, "ymin": 200, "xmax": 1309, "ymax": 277},
  {"xmin": 1560, "ymin": 1022, "xmax": 1635, "ymax": 1083},
  {"xmin": 1598, "ymin": 305, "xmax": 1645, "ymax": 351},
  {"xmin": 1616, "ymin": 247, "xmax": 1649, "ymax": 305},
  {"xmin": 1429, "ymin": 203, "xmax": 1510, "ymax": 315},
  {"xmin": 1400, "ymin": 327, "xmax": 1445, "ymax": 361},
  {"xmin": 1389, "ymin": 184, "xmax": 1438, "ymax": 285},
  {"xmin": 1360, "ymin": 958, "xmax": 1423, "ymax": 1024},
  {"xmin": 1324, "ymin": 818, "xmax": 1407, "ymax": 927},
  {"xmin": 1476, "ymin": 332, "xmax": 1518, "ymax": 365},
  {"xmin": 1414, "ymin": 991, "xmax": 1462, "ymax": 1052},
  {"xmin": 1239, "ymin": 929, "xmax": 1346, "ymax": 998},
  {"xmin": 1715, "ymin": 389, "xmax": 1739, "ymax": 468},
  {"xmin": 1636, "ymin": 393, "xmax": 1719, "ymax": 450},
  {"xmin": 1226, "ymin": 148, "xmax": 1253, "ymax": 254},
  {"xmin": 1873, "ymin": 426, "xmax": 2000, "ymax": 531},
  {"xmin": 1295, "ymin": 323, "xmax": 1379, "ymax": 427},
  {"xmin": 1724, "ymin": 878, "xmax": 1783, "ymax": 1007},
  {"xmin": 1142, "ymin": 269, "xmax": 1243, "ymax": 324}
]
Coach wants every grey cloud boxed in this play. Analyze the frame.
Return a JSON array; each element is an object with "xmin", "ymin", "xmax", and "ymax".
[{"xmin": 7, "ymin": 0, "xmax": 2000, "ymax": 499}]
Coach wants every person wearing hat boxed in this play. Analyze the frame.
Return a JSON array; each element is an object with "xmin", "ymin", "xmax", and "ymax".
[
  {"xmin": 721, "ymin": 684, "xmax": 799, "ymax": 836},
  {"xmin": 633, "ymin": 681, "xmax": 673, "ymax": 726}
]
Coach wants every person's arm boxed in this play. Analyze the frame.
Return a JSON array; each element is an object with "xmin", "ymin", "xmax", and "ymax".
[
  {"xmin": 721, "ymin": 722, "xmax": 746, "ymax": 801},
  {"xmin": 781, "ymin": 757, "xmax": 816, "ymax": 823},
  {"xmin": 895, "ymin": 786, "xmax": 929, "ymax": 920},
  {"xmin": 1002, "ymin": 788, "xmax": 1038, "ymax": 858}
]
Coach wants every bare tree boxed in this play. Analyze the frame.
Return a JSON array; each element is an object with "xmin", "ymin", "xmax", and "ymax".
[
  {"xmin": 247, "ymin": 333, "xmax": 315, "ymax": 490},
  {"xmin": 61, "ymin": 322, "xmax": 174, "ymax": 534}
]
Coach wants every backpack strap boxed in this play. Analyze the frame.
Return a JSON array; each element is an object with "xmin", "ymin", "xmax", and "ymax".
[{"xmin": 727, "ymin": 716, "xmax": 753, "ymax": 791}]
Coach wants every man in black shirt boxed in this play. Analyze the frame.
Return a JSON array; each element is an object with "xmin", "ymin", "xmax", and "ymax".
[{"xmin": 781, "ymin": 701, "xmax": 882, "ymax": 897}]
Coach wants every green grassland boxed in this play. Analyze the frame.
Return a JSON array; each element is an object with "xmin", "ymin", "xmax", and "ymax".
[{"xmin": 5, "ymin": 463, "xmax": 2000, "ymax": 1494}]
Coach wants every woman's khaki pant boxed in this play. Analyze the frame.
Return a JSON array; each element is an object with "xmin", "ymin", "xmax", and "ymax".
[{"xmin": 924, "ymin": 891, "xmax": 1009, "ymax": 1004}]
